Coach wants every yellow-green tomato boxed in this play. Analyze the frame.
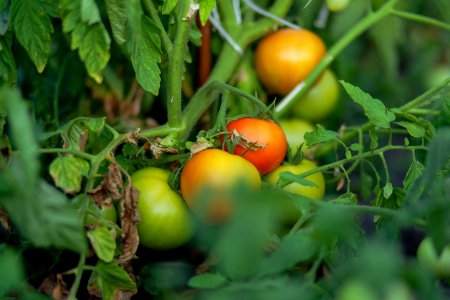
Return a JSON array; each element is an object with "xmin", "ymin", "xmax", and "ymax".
[
  {"xmin": 279, "ymin": 119, "xmax": 315, "ymax": 154},
  {"xmin": 417, "ymin": 237, "xmax": 450, "ymax": 278},
  {"xmin": 326, "ymin": 0, "xmax": 351, "ymax": 12},
  {"xmin": 291, "ymin": 69, "xmax": 340, "ymax": 122},
  {"xmin": 132, "ymin": 167, "xmax": 195, "ymax": 250}
]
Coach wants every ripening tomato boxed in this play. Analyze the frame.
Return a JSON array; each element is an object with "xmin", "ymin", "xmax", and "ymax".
[
  {"xmin": 180, "ymin": 149, "xmax": 261, "ymax": 222},
  {"xmin": 279, "ymin": 119, "xmax": 315, "ymax": 154},
  {"xmin": 131, "ymin": 167, "xmax": 195, "ymax": 250},
  {"xmin": 291, "ymin": 69, "xmax": 340, "ymax": 122},
  {"xmin": 255, "ymin": 29, "xmax": 326, "ymax": 95},
  {"xmin": 225, "ymin": 117, "xmax": 287, "ymax": 175},
  {"xmin": 265, "ymin": 159, "xmax": 325, "ymax": 224}
]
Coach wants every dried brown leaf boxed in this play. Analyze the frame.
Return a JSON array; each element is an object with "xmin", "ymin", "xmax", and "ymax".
[
  {"xmin": 39, "ymin": 274, "xmax": 69, "ymax": 300},
  {"xmin": 230, "ymin": 129, "xmax": 267, "ymax": 151},
  {"xmin": 149, "ymin": 139, "xmax": 178, "ymax": 159},
  {"xmin": 125, "ymin": 129, "xmax": 141, "ymax": 145},
  {"xmin": 0, "ymin": 210, "xmax": 11, "ymax": 232},
  {"xmin": 190, "ymin": 141, "xmax": 212, "ymax": 155}
]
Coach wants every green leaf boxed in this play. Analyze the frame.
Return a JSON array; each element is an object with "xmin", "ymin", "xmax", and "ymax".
[
  {"xmin": 188, "ymin": 273, "xmax": 227, "ymax": 289},
  {"xmin": 332, "ymin": 193, "xmax": 358, "ymax": 205},
  {"xmin": 395, "ymin": 121, "xmax": 426, "ymax": 138},
  {"xmin": 0, "ymin": 87, "xmax": 39, "ymax": 186},
  {"xmin": 403, "ymin": 160, "xmax": 425, "ymax": 193},
  {"xmin": 199, "ymin": 0, "xmax": 216, "ymax": 25},
  {"xmin": 92, "ymin": 260, "xmax": 137, "ymax": 299},
  {"xmin": 0, "ymin": 37, "xmax": 17, "ymax": 86},
  {"xmin": 0, "ymin": 248, "xmax": 24, "ymax": 295},
  {"xmin": 11, "ymin": 0, "xmax": 53, "ymax": 73},
  {"xmin": 104, "ymin": 0, "xmax": 127, "ymax": 45},
  {"xmin": 162, "ymin": 0, "xmax": 179, "ymax": 14},
  {"xmin": 84, "ymin": 117, "xmax": 106, "ymax": 132},
  {"xmin": 304, "ymin": 124, "xmax": 338, "ymax": 147},
  {"xmin": 383, "ymin": 182, "xmax": 393, "ymax": 199},
  {"xmin": 340, "ymin": 81, "xmax": 396, "ymax": 129},
  {"xmin": 0, "ymin": 179, "xmax": 88, "ymax": 252},
  {"xmin": 87, "ymin": 226, "xmax": 116, "ymax": 262},
  {"xmin": 78, "ymin": 23, "xmax": 111, "ymax": 83},
  {"xmin": 81, "ymin": 0, "xmax": 100, "ymax": 25},
  {"xmin": 258, "ymin": 233, "xmax": 317, "ymax": 276},
  {"xmin": 128, "ymin": 15, "xmax": 161, "ymax": 94},
  {"xmin": 369, "ymin": 129, "xmax": 379, "ymax": 149},
  {"xmin": 345, "ymin": 150, "xmax": 352, "ymax": 159},
  {"xmin": 279, "ymin": 171, "xmax": 318, "ymax": 188},
  {"xmin": 50, "ymin": 156, "xmax": 90, "ymax": 194},
  {"xmin": 350, "ymin": 143, "xmax": 363, "ymax": 152}
]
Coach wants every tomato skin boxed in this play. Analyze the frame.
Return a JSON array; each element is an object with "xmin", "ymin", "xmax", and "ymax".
[
  {"xmin": 226, "ymin": 118, "xmax": 288, "ymax": 175},
  {"xmin": 131, "ymin": 167, "xmax": 194, "ymax": 250},
  {"xmin": 326, "ymin": 0, "xmax": 350, "ymax": 12},
  {"xmin": 265, "ymin": 159, "xmax": 325, "ymax": 224},
  {"xmin": 255, "ymin": 29, "xmax": 326, "ymax": 95},
  {"xmin": 180, "ymin": 149, "xmax": 261, "ymax": 222},
  {"xmin": 279, "ymin": 119, "xmax": 315, "ymax": 154},
  {"xmin": 417, "ymin": 237, "xmax": 450, "ymax": 277},
  {"xmin": 291, "ymin": 69, "xmax": 340, "ymax": 121}
]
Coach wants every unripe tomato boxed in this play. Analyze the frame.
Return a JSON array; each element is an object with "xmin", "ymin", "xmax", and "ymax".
[
  {"xmin": 279, "ymin": 119, "xmax": 315, "ymax": 154},
  {"xmin": 226, "ymin": 117, "xmax": 287, "ymax": 175},
  {"xmin": 326, "ymin": 0, "xmax": 351, "ymax": 12},
  {"xmin": 180, "ymin": 149, "xmax": 261, "ymax": 222},
  {"xmin": 254, "ymin": 29, "xmax": 326, "ymax": 95},
  {"xmin": 336, "ymin": 279, "xmax": 377, "ymax": 300},
  {"xmin": 131, "ymin": 167, "xmax": 194, "ymax": 250},
  {"xmin": 417, "ymin": 237, "xmax": 450, "ymax": 277},
  {"xmin": 291, "ymin": 69, "xmax": 340, "ymax": 121},
  {"xmin": 265, "ymin": 159, "xmax": 325, "ymax": 223}
]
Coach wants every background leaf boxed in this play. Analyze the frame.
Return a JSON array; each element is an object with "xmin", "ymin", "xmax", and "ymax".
[
  {"xmin": 104, "ymin": 0, "xmax": 127, "ymax": 45},
  {"xmin": 49, "ymin": 156, "xmax": 90, "ymax": 194},
  {"xmin": 0, "ymin": 36, "xmax": 17, "ymax": 85},
  {"xmin": 304, "ymin": 124, "xmax": 338, "ymax": 147},
  {"xmin": 188, "ymin": 273, "xmax": 227, "ymax": 289},
  {"xmin": 92, "ymin": 260, "xmax": 137, "ymax": 299},
  {"xmin": 11, "ymin": 0, "xmax": 53, "ymax": 73},
  {"xmin": 199, "ymin": 0, "xmax": 216, "ymax": 25}
]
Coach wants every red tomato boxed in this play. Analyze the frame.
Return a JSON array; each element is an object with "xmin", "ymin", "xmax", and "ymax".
[{"xmin": 225, "ymin": 117, "xmax": 288, "ymax": 175}]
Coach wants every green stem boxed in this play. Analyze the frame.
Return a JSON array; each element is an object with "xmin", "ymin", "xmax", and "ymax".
[
  {"xmin": 275, "ymin": 0, "xmax": 399, "ymax": 116},
  {"xmin": 315, "ymin": 77, "xmax": 450, "ymax": 158},
  {"xmin": 37, "ymin": 148, "xmax": 95, "ymax": 160},
  {"xmin": 378, "ymin": 152, "xmax": 391, "ymax": 184},
  {"xmin": 68, "ymin": 252, "xmax": 86, "ymax": 300},
  {"xmin": 142, "ymin": 0, "xmax": 173, "ymax": 52},
  {"xmin": 390, "ymin": 9, "xmax": 450, "ymax": 31},
  {"xmin": 167, "ymin": 0, "xmax": 192, "ymax": 129}
]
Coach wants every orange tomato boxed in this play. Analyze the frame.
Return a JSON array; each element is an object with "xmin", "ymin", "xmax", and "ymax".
[{"xmin": 254, "ymin": 29, "xmax": 326, "ymax": 95}]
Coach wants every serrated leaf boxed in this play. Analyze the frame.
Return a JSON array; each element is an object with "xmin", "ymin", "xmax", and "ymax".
[
  {"xmin": 258, "ymin": 233, "xmax": 317, "ymax": 276},
  {"xmin": 11, "ymin": 0, "xmax": 53, "ymax": 73},
  {"xmin": 50, "ymin": 156, "xmax": 90, "ymax": 194},
  {"xmin": 84, "ymin": 117, "xmax": 106, "ymax": 132},
  {"xmin": 79, "ymin": 23, "xmax": 111, "ymax": 83},
  {"xmin": 395, "ymin": 121, "xmax": 425, "ymax": 138},
  {"xmin": 304, "ymin": 124, "xmax": 338, "ymax": 147},
  {"xmin": 0, "ymin": 37, "xmax": 17, "ymax": 86},
  {"xmin": 162, "ymin": 0, "xmax": 179, "ymax": 14},
  {"xmin": 93, "ymin": 260, "xmax": 137, "ymax": 299},
  {"xmin": 104, "ymin": 0, "xmax": 127, "ymax": 45},
  {"xmin": 188, "ymin": 273, "xmax": 227, "ymax": 289},
  {"xmin": 369, "ymin": 129, "xmax": 378, "ymax": 149},
  {"xmin": 0, "ymin": 178, "xmax": 87, "ymax": 252},
  {"xmin": 199, "ymin": 0, "xmax": 216, "ymax": 25},
  {"xmin": 87, "ymin": 226, "xmax": 116, "ymax": 262},
  {"xmin": 81, "ymin": 0, "xmax": 100, "ymax": 25},
  {"xmin": 403, "ymin": 160, "xmax": 425, "ymax": 193},
  {"xmin": 383, "ymin": 182, "xmax": 393, "ymax": 199},
  {"xmin": 128, "ymin": 15, "xmax": 161, "ymax": 94},
  {"xmin": 340, "ymin": 81, "xmax": 396, "ymax": 129},
  {"xmin": 279, "ymin": 171, "xmax": 318, "ymax": 188}
]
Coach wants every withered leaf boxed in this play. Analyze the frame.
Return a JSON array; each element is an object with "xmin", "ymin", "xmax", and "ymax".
[
  {"xmin": 230, "ymin": 129, "xmax": 267, "ymax": 151},
  {"xmin": 39, "ymin": 274, "xmax": 69, "ymax": 300}
]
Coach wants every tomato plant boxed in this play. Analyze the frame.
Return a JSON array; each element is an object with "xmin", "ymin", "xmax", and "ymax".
[
  {"xmin": 417, "ymin": 237, "xmax": 450, "ymax": 278},
  {"xmin": 225, "ymin": 117, "xmax": 288, "ymax": 174},
  {"xmin": 132, "ymin": 167, "xmax": 195, "ymax": 250},
  {"xmin": 326, "ymin": 0, "xmax": 351, "ymax": 12},
  {"xmin": 180, "ymin": 149, "xmax": 261, "ymax": 222},
  {"xmin": 254, "ymin": 29, "xmax": 326, "ymax": 95},
  {"xmin": 290, "ymin": 69, "xmax": 340, "ymax": 121}
]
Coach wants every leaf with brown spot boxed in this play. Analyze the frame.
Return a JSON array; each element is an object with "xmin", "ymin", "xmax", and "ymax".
[
  {"xmin": 89, "ymin": 163, "xmax": 123, "ymax": 206},
  {"xmin": 125, "ymin": 129, "xmax": 141, "ymax": 145},
  {"xmin": 39, "ymin": 274, "xmax": 69, "ymax": 300}
]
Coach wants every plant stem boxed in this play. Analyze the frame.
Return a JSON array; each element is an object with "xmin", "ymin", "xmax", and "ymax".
[
  {"xmin": 275, "ymin": 0, "xmax": 399, "ymax": 116},
  {"xmin": 390, "ymin": 9, "xmax": 450, "ymax": 31},
  {"xmin": 166, "ymin": 0, "xmax": 192, "ymax": 129},
  {"xmin": 68, "ymin": 252, "xmax": 86, "ymax": 300},
  {"xmin": 142, "ymin": 0, "xmax": 173, "ymax": 52}
]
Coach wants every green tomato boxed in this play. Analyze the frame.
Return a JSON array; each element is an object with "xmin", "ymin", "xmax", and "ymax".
[
  {"xmin": 279, "ymin": 119, "xmax": 315, "ymax": 154},
  {"xmin": 417, "ymin": 237, "xmax": 450, "ymax": 278},
  {"xmin": 336, "ymin": 279, "xmax": 377, "ymax": 300},
  {"xmin": 326, "ymin": 0, "xmax": 351, "ymax": 12},
  {"xmin": 132, "ymin": 167, "xmax": 195, "ymax": 250},
  {"xmin": 265, "ymin": 159, "xmax": 325, "ymax": 224},
  {"xmin": 291, "ymin": 69, "xmax": 340, "ymax": 122},
  {"xmin": 424, "ymin": 65, "xmax": 450, "ymax": 90}
]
